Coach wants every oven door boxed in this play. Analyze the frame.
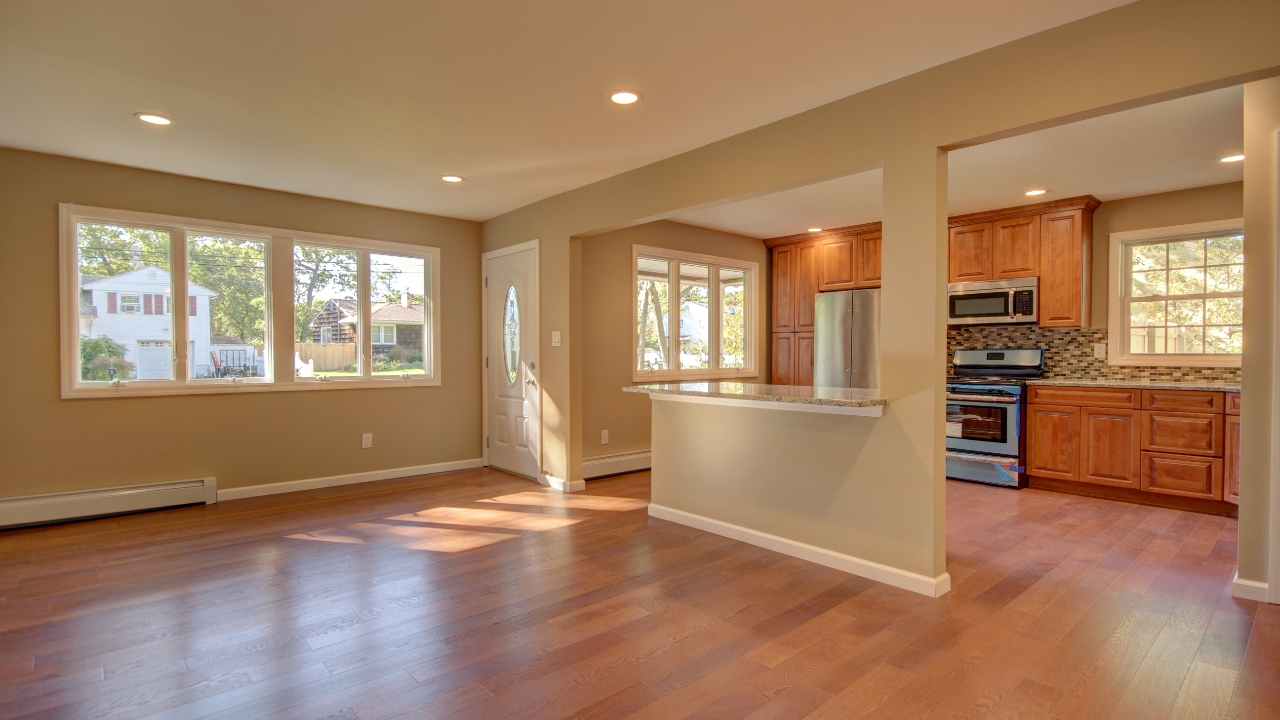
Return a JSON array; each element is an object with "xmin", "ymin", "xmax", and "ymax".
[
  {"xmin": 946, "ymin": 395, "xmax": 1020, "ymax": 457},
  {"xmin": 948, "ymin": 290, "xmax": 1013, "ymax": 325}
]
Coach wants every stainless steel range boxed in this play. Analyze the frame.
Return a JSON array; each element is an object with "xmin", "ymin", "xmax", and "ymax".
[{"xmin": 945, "ymin": 348, "xmax": 1045, "ymax": 489}]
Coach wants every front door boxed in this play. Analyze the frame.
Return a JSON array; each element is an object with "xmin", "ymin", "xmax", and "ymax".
[{"xmin": 486, "ymin": 247, "xmax": 540, "ymax": 479}]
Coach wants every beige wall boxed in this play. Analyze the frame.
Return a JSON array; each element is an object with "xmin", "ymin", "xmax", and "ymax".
[
  {"xmin": 0, "ymin": 148, "xmax": 483, "ymax": 499},
  {"xmin": 580, "ymin": 221, "xmax": 769, "ymax": 461},
  {"xmin": 1091, "ymin": 182, "xmax": 1245, "ymax": 328},
  {"xmin": 484, "ymin": 0, "xmax": 1280, "ymax": 584},
  {"xmin": 1239, "ymin": 78, "xmax": 1279, "ymax": 586}
]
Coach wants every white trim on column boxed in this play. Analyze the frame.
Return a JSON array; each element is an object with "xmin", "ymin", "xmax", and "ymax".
[
  {"xmin": 1269, "ymin": 128, "xmax": 1280, "ymax": 605},
  {"xmin": 539, "ymin": 474, "xmax": 586, "ymax": 493},
  {"xmin": 648, "ymin": 503, "xmax": 951, "ymax": 598},
  {"xmin": 1233, "ymin": 572, "xmax": 1269, "ymax": 602}
]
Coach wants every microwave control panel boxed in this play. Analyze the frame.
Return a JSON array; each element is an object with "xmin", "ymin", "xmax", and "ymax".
[{"xmin": 1013, "ymin": 290, "xmax": 1036, "ymax": 317}]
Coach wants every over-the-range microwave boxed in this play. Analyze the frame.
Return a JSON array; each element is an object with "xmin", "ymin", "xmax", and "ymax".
[{"xmin": 947, "ymin": 277, "xmax": 1038, "ymax": 325}]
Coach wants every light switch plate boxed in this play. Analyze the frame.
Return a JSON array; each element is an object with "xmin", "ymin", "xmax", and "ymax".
[
  {"xmin": 601, "ymin": 429, "xmax": 609, "ymax": 444},
  {"xmin": 551, "ymin": 331, "xmax": 561, "ymax": 346},
  {"xmin": 1093, "ymin": 343, "xmax": 1107, "ymax": 359},
  {"xmin": 361, "ymin": 433, "xmax": 372, "ymax": 448}
]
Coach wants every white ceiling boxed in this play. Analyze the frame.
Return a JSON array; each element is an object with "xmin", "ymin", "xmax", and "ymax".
[
  {"xmin": 671, "ymin": 86, "xmax": 1244, "ymax": 238},
  {"xmin": 0, "ymin": 0, "xmax": 1132, "ymax": 221}
]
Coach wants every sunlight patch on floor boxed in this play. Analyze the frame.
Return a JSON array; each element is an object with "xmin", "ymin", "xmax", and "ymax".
[
  {"xmin": 388, "ymin": 506, "xmax": 583, "ymax": 531},
  {"xmin": 477, "ymin": 491, "xmax": 649, "ymax": 511}
]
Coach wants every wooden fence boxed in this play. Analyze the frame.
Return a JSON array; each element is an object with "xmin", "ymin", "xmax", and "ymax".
[{"xmin": 296, "ymin": 343, "xmax": 357, "ymax": 371}]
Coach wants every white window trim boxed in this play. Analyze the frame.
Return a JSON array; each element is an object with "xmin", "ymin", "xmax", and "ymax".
[
  {"xmin": 372, "ymin": 323, "xmax": 397, "ymax": 346},
  {"xmin": 59, "ymin": 204, "xmax": 443, "ymax": 398},
  {"xmin": 631, "ymin": 244, "xmax": 759, "ymax": 382},
  {"xmin": 1107, "ymin": 218, "xmax": 1244, "ymax": 368}
]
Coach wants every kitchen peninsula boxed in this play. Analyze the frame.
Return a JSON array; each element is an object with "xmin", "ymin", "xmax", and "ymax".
[{"xmin": 625, "ymin": 382, "xmax": 952, "ymax": 598}]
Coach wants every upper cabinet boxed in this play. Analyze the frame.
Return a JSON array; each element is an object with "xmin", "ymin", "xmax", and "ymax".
[
  {"xmin": 856, "ymin": 232, "xmax": 882, "ymax": 287},
  {"xmin": 818, "ymin": 235, "xmax": 857, "ymax": 291},
  {"xmin": 1038, "ymin": 209, "xmax": 1091, "ymax": 327},
  {"xmin": 948, "ymin": 222, "xmax": 993, "ymax": 282},
  {"xmin": 992, "ymin": 215, "xmax": 1040, "ymax": 279}
]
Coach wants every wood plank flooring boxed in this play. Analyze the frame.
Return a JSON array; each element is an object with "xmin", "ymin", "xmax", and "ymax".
[{"xmin": 0, "ymin": 468, "xmax": 1276, "ymax": 719}]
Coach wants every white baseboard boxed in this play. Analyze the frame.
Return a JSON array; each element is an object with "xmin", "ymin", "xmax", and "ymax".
[
  {"xmin": 217, "ymin": 458, "xmax": 484, "ymax": 501},
  {"xmin": 582, "ymin": 450, "xmax": 651, "ymax": 479},
  {"xmin": 648, "ymin": 503, "xmax": 951, "ymax": 598},
  {"xmin": 539, "ymin": 474, "xmax": 586, "ymax": 493},
  {"xmin": 0, "ymin": 477, "xmax": 217, "ymax": 528},
  {"xmin": 1233, "ymin": 571, "xmax": 1270, "ymax": 602}
]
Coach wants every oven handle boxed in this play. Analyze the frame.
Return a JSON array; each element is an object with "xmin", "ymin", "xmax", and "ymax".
[
  {"xmin": 945, "ymin": 450, "xmax": 1024, "ymax": 473},
  {"xmin": 946, "ymin": 393, "xmax": 1019, "ymax": 404}
]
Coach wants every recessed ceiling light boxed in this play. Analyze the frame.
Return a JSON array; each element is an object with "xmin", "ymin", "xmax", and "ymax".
[
  {"xmin": 808, "ymin": 228, "xmax": 822, "ymax": 233},
  {"xmin": 1025, "ymin": 189, "xmax": 1047, "ymax": 196},
  {"xmin": 135, "ymin": 113, "xmax": 171, "ymax": 125},
  {"xmin": 1221, "ymin": 155, "xmax": 1245, "ymax": 163},
  {"xmin": 441, "ymin": 175, "xmax": 464, "ymax": 183},
  {"xmin": 610, "ymin": 91, "xmax": 640, "ymax": 105}
]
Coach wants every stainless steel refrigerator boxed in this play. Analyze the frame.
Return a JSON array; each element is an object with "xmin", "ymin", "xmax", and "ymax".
[{"xmin": 813, "ymin": 289, "xmax": 881, "ymax": 390}]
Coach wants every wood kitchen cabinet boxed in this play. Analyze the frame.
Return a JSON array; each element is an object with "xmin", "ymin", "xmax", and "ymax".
[
  {"xmin": 794, "ymin": 241, "xmax": 819, "ymax": 332},
  {"xmin": 1027, "ymin": 385, "xmax": 1236, "ymax": 514},
  {"xmin": 772, "ymin": 244, "xmax": 797, "ymax": 333},
  {"xmin": 1038, "ymin": 209, "xmax": 1091, "ymax": 327},
  {"xmin": 948, "ymin": 222, "xmax": 992, "ymax": 282},
  {"xmin": 795, "ymin": 332, "xmax": 815, "ymax": 386},
  {"xmin": 818, "ymin": 235, "xmax": 857, "ymax": 291},
  {"xmin": 771, "ymin": 333, "xmax": 795, "ymax": 385},
  {"xmin": 992, "ymin": 215, "xmax": 1040, "ymax": 279},
  {"xmin": 856, "ymin": 232, "xmax": 882, "ymax": 287}
]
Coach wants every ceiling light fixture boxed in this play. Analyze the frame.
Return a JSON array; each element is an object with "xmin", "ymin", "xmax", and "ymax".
[
  {"xmin": 1220, "ymin": 155, "xmax": 1245, "ymax": 163},
  {"xmin": 441, "ymin": 175, "xmax": 464, "ymax": 183},
  {"xmin": 610, "ymin": 91, "xmax": 640, "ymax": 105},
  {"xmin": 135, "ymin": 113, "xmax": 171, "ymax": 125},
  {"xmin": 1025, "ymin": 189, "xmax": 1047, "ymax": 196},
  {"xmin": 808, "ymin": 228, "xmax": 822, "ymax": 233}
]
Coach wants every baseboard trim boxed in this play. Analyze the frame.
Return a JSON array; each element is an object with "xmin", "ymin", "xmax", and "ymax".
[
  {"xmin": 647, "ymin": 503, "xmax": 951, "ymax": 598},
  {"xmin": 217, "ymin": 459, "xmax": 485, "ymax": 501},
  {"xmin": 583, "ymin": 450, "xmax": 651, "ymax": 479},
  {"xmin": 0, "ymin": 477, "xmax": 217, "ymax": 528},
  {"xmin": 1232, "ymin": 571, "xmax": 1269, "ymax": 602},
  {"xmin": 539, "ymin": 474, "xmax": 586, "ymax": 493}
]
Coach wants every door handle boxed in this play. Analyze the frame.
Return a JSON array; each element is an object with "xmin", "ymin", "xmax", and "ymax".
[{"xmin": 526, "ymin": 379, "xmax": 537, "ymax": 387}]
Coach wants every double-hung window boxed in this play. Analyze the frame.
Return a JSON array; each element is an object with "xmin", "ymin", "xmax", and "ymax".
[
  {"xmin": 1108, "ymin": 219, "xmax": 1244, "ymax": 366},
  {"xmin": 60, "ymin": 204, "xmax": 441, "ymax": 397},
  {"xmin": 633, "ymin": 245, "xmax": 757, "ymax": 381}
]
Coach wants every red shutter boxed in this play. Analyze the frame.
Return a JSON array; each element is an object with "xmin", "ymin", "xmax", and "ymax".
[
  {"xmin": 189, "ymin": 296, "xmax": 197, "ymax": 316},
  {"xmin": 107, "ymin": 292, "xmax": 117, "ymax": 314},
  {"xmin": 144, "ymin": 294, "xmax": 153, "ymax": 315}
]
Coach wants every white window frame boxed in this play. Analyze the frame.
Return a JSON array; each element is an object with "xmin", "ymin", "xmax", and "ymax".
[
  {"xmin": 372, "ymin": 324, "xmax": 397, "ymax": 346},
  {"xmin": 1107, "ymin": 218, "xmax": 1244, "ymax": 367},
  {"xmin": 631, "ymin": 244, "xmax": 759, "ymax": 382},
  {"xmin": 59, "ymin": 204, "xmax": 442, "ymax": 398},
  {"xmin": 118, "ymin": 294, "xmax": 142, "ymax": 314}
]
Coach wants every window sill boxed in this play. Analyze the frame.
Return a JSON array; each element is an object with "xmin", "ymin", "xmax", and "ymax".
[
  {"xmin": 632, "ymin": 369, "xmax": 759, "ymax": 383},
  {"xmin": 62, "ymin": 376, "xmax": 441, "ymax": 399}
]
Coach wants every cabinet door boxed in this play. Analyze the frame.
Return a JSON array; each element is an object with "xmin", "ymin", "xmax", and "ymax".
[
  {"xmin": 1038, "ymin": 210, "xmax": 1087, "ymax": 327},
  {"xmin": 1224, "ymin": 416, "xmax": 1240, "ymax": 504},
  {"xmin": 992, "ymin": 215, "xmax": 1040, "ymax": 279},
  {"xmin": 795, "ymin": 332, "xmax": 815, "ymax": 386},
  {"xmin": 1141, "ymin": 452, "xmax": 1223, "ymax": 500},
  {"xmin": 1080, "ymin": 407, "xmax": 1141, "ymax": 489},
  {"xmin": 772, "ymin": 333, "xmax": 795, "ymax": 385},
  {"xmin": 818, "ymin": 237, "xmax": 857, "ymax": 291},
  {"xmin": 948, "ymin": 222, "xmax": 993, "ymax": 283},
  {"xmin": 1027, "ymin": 405, "xmax": 1080, "ymax": 481},
  {"xmin": 772, "ymin": 246, "xmax": 795, "ymax": 332},
  {"xmin": 794, "ymin": 241, "xmax": 820, "ymax": 332},
  {"xmin": 1141, "ymin": 411, "xmax": 1224, "ymax": 457},
  {"xmin": 856, "ymin": 232, "xmax": 882, "ymax": 288}
]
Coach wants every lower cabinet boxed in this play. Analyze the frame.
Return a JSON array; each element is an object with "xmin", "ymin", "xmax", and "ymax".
[
  {"xmin": 795, "ymin": 332, "xmax": 814, "ymax": 386},
  {"xmin": 1141, "ymin": 452, "xmax": 1223, "ymax": 500},
  {"xmin": 1079, "ymin": 407, "xmax": 1141, "ymax": 489},
  {"xmin": 771, "ymin": 331, "xmax": 814, "ymax": 386},
  {"xmin": 1026, "ymin": 386, "xmax": 1238, "ymax": 514}
]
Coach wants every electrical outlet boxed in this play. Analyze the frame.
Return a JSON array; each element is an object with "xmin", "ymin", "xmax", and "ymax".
[
  {"xmin": 551, "ymin": 331, "xmax": 562, "ymax": 347},
  {"xmin": 601, "ymin": 429, "xmax": 609, "ymax": 445},
  {"xmin": 362, "ymin": 433, "xmax": 372, "ymax": 448},
  {"xmin": 1093, "ymin": 343, "xmax": 1107, "ymax": 359}
]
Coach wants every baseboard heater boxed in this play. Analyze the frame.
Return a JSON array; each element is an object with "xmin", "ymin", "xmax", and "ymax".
[{"xmin": 0, "ymin": 477, "xmax": 217, "ymax": 529}]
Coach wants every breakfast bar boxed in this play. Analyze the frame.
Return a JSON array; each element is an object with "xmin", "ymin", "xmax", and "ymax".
[{"xmin": 625, "ymin": 382, "xmax": 951, "ymax": 597}]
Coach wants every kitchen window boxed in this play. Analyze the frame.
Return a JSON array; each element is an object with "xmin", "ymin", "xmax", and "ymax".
[
  {"xmin": 633, "ymin": 245, "xmax": 757, "ymax": 381},
  {"xmin": 1108, "ymin": 219, "xmax": 1243, "ymax": 367},
  {"xmin": 60, "ymin": 204, "xmax": 442, "ymax": 397}
]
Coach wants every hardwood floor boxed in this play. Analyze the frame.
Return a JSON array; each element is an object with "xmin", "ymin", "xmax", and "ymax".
[{"xmin": 0, "ymin": 469, "xmax": 1276, "ymax": 719}]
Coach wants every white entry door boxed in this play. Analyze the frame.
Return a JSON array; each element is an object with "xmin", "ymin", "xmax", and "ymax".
[{"xmin": 486, "ymin": 246, "xmax": 540, "ymax": 479}]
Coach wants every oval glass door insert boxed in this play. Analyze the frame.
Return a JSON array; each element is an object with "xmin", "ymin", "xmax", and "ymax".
[{"xmin": 503, "ymin": 285, "xmax": 520, "ymax": 385}]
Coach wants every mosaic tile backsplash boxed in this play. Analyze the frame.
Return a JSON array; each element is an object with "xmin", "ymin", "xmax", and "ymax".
[{"xmin": 947, "ymin": 326, "xmax": 1241, "ymax": 383}]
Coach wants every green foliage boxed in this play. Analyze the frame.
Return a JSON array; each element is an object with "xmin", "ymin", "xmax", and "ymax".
[
  {"xmin": 721, "ymin": 284, "xmax": 745, "ymax": 367},
  {"xmin": 293, "ymin": 247, "xmax": 357, "ymax": 342},
  {"xmin": 80, "ymin": 335, "xmax": 134, "ymax": 381},
  {"xmin": 189, "ymin": 236, "xmax": 267, "ymax": 344},
  {"xmin": 77, "ymin": 224, "xmax": 171, "ymax": 278}
]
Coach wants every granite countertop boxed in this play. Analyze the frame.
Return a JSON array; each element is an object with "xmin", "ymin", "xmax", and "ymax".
[
  {"xmin": 624, "ymin": 382, "xmax": 888, "ymax": 408},
  {"xmin": 1025, "ymin": 379, "xmax": 1241, "ymax": 392}
]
